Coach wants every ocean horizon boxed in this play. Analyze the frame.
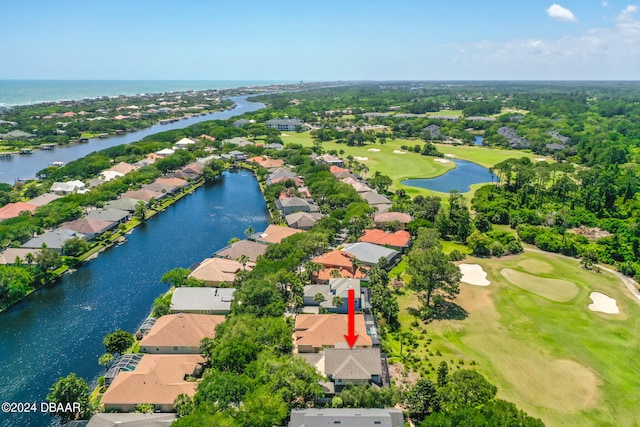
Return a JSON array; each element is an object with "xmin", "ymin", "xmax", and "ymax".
[{"xmin": 0, "ymin": 79, "xmax": 295, "ymax": 107}]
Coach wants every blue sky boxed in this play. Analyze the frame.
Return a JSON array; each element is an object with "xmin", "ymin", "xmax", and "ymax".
[{"xmin": 1, "ymin": 0, "xmax": 638, "ymax": 80}]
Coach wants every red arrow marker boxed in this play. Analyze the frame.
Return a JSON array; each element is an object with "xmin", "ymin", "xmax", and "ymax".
[{"xmin": 344, "ymin": 288, "xmax": 359, "ymax": 349}]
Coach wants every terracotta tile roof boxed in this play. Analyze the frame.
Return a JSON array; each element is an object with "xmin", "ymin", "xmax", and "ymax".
[
  {"xmin": 256, "ymin": 224, "xmax": 304, "ymax": 244},
  {"xmin": 107, "ymin": 162, "xmax": 138, "ymax": 175},
  {"xmin": 189, "ymin": 258, "xmax": 253, "ymax": 285},
  {"xmin": 311, "ymin": 250, "xmax": 356, "ymax": 271},
  {"xmin": 139, "ymin": 314, "xmax": 224, "ymax": 350},
  {"xmin": 374, "ymin": 212, "xmax": 412, "ymax": 224},
  {"xmin": 329, "ymin": 165, "xmax": 351, "ymax": 175},
  {"xmin": 101, "ymin": 354, "xmax": 204, "ymax": 408},
  {"xmin": 247, "ymin": 156, "xmax": 285, "ymax": 169},
  {"xmin": 314, "ymin": 267, "xmax": 368, "ymax": 282},
  {"xmin": 155, "ymin": 177, "xmax": 188, "ymax": 187},
  {"xmin": 0, "ymin": 202, "xmax": 37, "ymax": 220},
  {"xmin": 295, "ymin": 314, "xmax": 372, "ymax": 351},
  {"xmin": 215, "ymin": 239, "xmax": 268, "ymax": 263},
  {"xmin": 123, "ymin": 189, "xmax": 163, "ymax": 202},
  {"xmin": 359, "ymin": 229, "xmax": 411, "ymax": 248}
]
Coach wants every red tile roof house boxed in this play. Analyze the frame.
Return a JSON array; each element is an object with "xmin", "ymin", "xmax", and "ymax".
[
  {"xmin": 100, "ymin": 354, "xmax": 205, "ymax": 412},
  {"xmin": 139, "ymin": 313, "xmax": 224, "ymax": 354},
  {"xmin": 294, "ymin": 314, "xmax": 372, "ymax": 353},
  {"xmin": 0, "ymin": 202, "xmax": 37, "ymax": 221},
  {"xmin": 359, "ymin": 229, "xmax": 412, "ymax": 252},
  {"xmin": 310, "ymin": 250, "xmax": 369, "ymax": 283}
]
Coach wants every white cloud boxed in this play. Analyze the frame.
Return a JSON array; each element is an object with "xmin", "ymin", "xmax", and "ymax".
[
  {"xmin": 547, "ymin": 4, "xmax": 578, "ymax": 22},
  {"xmin": 602, "ymin": 1, "xmax": 609, "ymax": 7},
  {"xmin": 447, "ymin": 5, "xmax": 640, "ymax": 79}
]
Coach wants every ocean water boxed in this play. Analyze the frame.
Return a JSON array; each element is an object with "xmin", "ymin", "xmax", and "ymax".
[{"xmin": 0, "ymin": 80, "xmax": 292, "ymax": 107}]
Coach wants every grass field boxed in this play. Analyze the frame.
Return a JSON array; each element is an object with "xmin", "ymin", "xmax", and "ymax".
[
  {"xmin": 387, "ymin": 250, "xmax": 640, "ymax": 426},
  {"xmin": 281, "ymin": 132, "xmax": 551, "ymax": 199}
]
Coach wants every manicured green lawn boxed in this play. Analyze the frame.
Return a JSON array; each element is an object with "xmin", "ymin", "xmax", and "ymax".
[
  {"xmin": 389, "ymin": 250, "xmax": 640, "ymax": 427},
  {"xmin": 281, "ymin": 132, "xmax": 552, "ymax": 200}
]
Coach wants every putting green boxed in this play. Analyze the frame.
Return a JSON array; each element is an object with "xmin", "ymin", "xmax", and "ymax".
[{"xmin": 501, "ymin": 268, "xmax": 580, "ymax": 302}]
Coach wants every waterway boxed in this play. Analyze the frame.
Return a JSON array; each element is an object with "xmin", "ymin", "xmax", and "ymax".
[
  {"xmin": 474, "ymin": 135, "xmax": 484, "ymax": 146},
  {"xmin": 402, "ymin": 159, "xmax": 497, "ymax": 193},
  {"xmin": 0, "ymin": 170, "xmax": 269, "ymax": 426},
  {"xmin": 0, "ymin": 96, "xmax": 265, "ymax": 184}
]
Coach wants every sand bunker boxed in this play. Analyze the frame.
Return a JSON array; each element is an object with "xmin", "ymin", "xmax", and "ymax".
[
  {"xmin": 353, "ymin": 156, "xmax": 368, "ymax": 161},
  {"xmin": 534, "ymin": 158, "xmax": 547, "ymax": 162},
  {"xmin": 393, "ymin": 150, "xmax": 407, "ymax": 154},
  {"xmin": 459, "ymin": 263, "xmax": 491, "ymax": 286},
  {"xmin": 444, "ymin": 154, "xmax": 456, "ymax": 158},
  {"xmin": 367, "ymin": 148, "xmax": 381, "ymax": 152},
  {"xmin": 433, "ymin": 158, "xmax": 451, "ymax": 163},
  {"xmin": 281, "ymin": 133, "xmax": 289, "ymax": 136},
  {"xmin": 588, "ymin": 292, "xmax": 619, "ymax": 314}
]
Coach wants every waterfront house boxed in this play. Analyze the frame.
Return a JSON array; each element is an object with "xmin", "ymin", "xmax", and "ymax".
[
  {"xmin": 0, "ymin": 248, "xmax": 41, "ymax": 265},
  {"xmin": 294, "ymin": 314, "xmax": 372, "ymax": 353},
  {"xmin": 254, "ymin": 224, "xmax": 304, "ymax": 244},
  {"xmin": 123, "ymin": 188, "xmax": 164, "ymax": 202},
  {"xmin": 22, "ymin": 229, "xmax": 86, "ymax": 251},
  {"xmin": 142, "ymin": 182, "xmax": 177, "ymax": 195},
  {"xmin": 104, "ymin": 197, "xmax": 144, "ymax": 212},
  {"xmin": 50, "ymin": 180, "xmax": 86, "ymax": 195},
  {"xmin": 215, "ymin": 239, "xmax": 268, "ymax": 263},
  {"xmin": 289, "ymin": 408, "xmax": 403, "ymax": 427},
  {"xmin": 59, "ymin": 218, "xmax": 117, "ymax": 240},
  {"xmin": 155, "ymin": 177, "xmax": 188, "ymax": 190},
  {"xmin": 374, "ymin": 211, "xmax": 412, "ymax": 229},
  {"xmin": 246, "ymin": 156, "xmax": 285, "ymax": 169},
  {"xmin": 341, "ymin": 242, "xmax": 400, "ymax": 267},
  {"xmin": 139, "ymin": 313, "xmax": 224, "ymax": 354},
  {"xmin": 100, "ymin": 354, "xmax": 205, "ymax": 412},
  {"xmin": 276, "ymin": 197, "xmax": 317, "ymax": 215},
  {"xmin": 228, "ymin": 150, "xmax": 248, "ymax": 161},
  {"xmin": 0, "ymin": 202, "xmax": 37, "ymax": 221},
  {"xmin": 170, "ymin": 287, "xmax": 236, "ymax": 315},
  {"xmin": 189, "ymin": 257, "xmax": 252, "ymax": 286},
  {"xmin": 359, "ymin": 229, "xmax": 412, "ymax": 251},
  {"xmin": 86, "ymin": 208, "xmax": 131, "ymax": 224}
]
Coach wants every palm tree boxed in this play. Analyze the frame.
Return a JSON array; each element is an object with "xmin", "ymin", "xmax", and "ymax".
[
  {"xmin": 244, "ymin": 226, "xmax": 255, "ymax": 240},
  {"xmin": 350, "ymin": 258, "xmax": 362, "ymax": 278},
  {"xmin": 330, "ymin": 269, "xmax": 342, "ymax": 279},
  {"xmin": 332, "ymin": 296, "xmax": 345, "ymax": 311},
  {"xmin": 313, "ymin": 293, "xmax": 326, "ymax": 305},
  {"xmin": 98, "ymin": 353, "xmax": 113, "ymax": 372},
  {"xmin": 237, "ymin": 255, "xmax": 250, "ymax": 271}
]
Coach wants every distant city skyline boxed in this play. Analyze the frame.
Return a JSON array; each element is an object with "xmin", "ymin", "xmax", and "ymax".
[{"xmin": 1, "ymin": 0, "xmax": 638, "ymax": 81}]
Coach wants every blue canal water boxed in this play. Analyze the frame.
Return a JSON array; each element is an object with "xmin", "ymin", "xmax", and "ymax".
[
  {"xmin": 0, "ymin": 170, "xmax": 269, "ymax": 427},
  {"xmin": 0, "ymin": 96, "xmax": 265, "ymax": 184},
  {"xmin": 402, "ymin": 159, "xmax": 496, "ymax": 193}
]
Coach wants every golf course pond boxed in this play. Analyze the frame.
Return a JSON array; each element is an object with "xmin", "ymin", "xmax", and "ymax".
[{"xmin": 402, "ymin": 159, "xmax": 497, "ymax": 193}]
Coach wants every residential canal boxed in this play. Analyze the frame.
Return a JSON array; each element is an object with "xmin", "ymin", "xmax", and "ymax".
[
  {"xmin": 402, "ymin": 159, "xmax": 497, "ymax": 193},
  {"xmin": 0, "ymin": 96, "xmax": 265, "ymax": 184},
  {"xmin": 0, "ymin": 170, "xmax": 269, "ymax": 426}
]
